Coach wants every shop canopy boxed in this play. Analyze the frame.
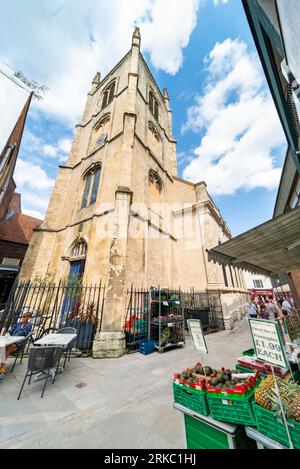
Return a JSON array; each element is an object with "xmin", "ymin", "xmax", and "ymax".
[{"xmin": 208, "ymin": 206, "xmax": 300, "ymax": 277}]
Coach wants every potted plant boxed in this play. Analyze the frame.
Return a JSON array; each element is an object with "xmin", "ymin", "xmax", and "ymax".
[
  {"xmin": 160, "ymin": 327, "xmax": 170, "ymax": 346},
  {"xmin": 65, "ymin": 299, "xmax": 97, "ymax": 352}
]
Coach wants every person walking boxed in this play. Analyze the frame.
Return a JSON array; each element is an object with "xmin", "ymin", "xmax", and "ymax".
[
  {"xmin": 282, "ymin": 297, "xmax": 293, "ymax": 316},
  {"xmin": 264, "ymin": 299, "xmax": 278, "ymax": 320},
  {"xmin": 247, "ymin": 296, "xmax": 258, "ymax": 318}
]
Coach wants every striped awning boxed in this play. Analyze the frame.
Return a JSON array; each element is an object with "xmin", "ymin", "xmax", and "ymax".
[{"xmin": 208, "ymin": 206, "xmax": 300, "ymax": 276}]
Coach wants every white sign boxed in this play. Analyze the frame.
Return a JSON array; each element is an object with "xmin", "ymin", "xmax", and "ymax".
[
  {"xmin": 187, "ymin": 319, "xmax": 208, "ymax": 354},
  {"xmin": 249, "ymin": 319, "xmax": 288, "ymax": 368}
]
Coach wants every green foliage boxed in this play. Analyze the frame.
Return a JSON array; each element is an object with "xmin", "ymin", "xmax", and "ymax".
[
  {"xmin": 14, "ymin": 71, "xmax": 48, "ymax": 101},
  {"xmin": 160, "ymin": 327, "xmax": 170, "ymax": 344},
  {"xmin": 32, "ymin": 274, "xmax": 55, "ymax": 287}
]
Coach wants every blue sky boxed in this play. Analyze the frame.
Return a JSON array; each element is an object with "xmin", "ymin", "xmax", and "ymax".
[{"xmin": 0, "ymin": 0, "xmax": 286, "ymax": 235}]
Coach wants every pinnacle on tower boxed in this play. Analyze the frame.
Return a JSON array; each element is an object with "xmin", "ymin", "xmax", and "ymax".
[
  {"xmin": 92, "ymin": 72, "xmax": 101, "ymax": 85},
  {"xmin": 132, "ymin": 26, "xmax": 141, "ymax": 49},
  {"xmin": 163, "ymin": 88, "xmax": 170, "ymax": 100}
]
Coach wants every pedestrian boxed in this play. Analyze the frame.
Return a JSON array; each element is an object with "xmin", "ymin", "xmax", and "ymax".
[
  {"xmin": 264, "ymin": 299, "xmax": 277, "ymax": 320},
  {"xmin": 279, "ymin": 308, "xmax": 289, "ymax": 334},
  {"xmin": 258, "ymin": 304, "xmax": 270, "ymax": 320},
  {"xmin": 247, "ymin": 296, "xmax": 258, "ymax": 318},
  {"xmin": 282, "ymin": 297, "xmax": 293, "ymax": 316}
]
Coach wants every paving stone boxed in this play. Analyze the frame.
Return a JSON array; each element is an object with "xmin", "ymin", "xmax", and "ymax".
[{"xmin": 0, "ymin": 320, "xmax": 252, "ymax": 449}]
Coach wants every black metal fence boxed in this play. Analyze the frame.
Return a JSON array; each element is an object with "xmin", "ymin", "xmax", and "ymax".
[
  {"xmin": 0, "ymin": 280, "xmax": 106, "ymax": 355},
  {"xmin": 124, "ymin": 287, "xmax": 149, "ymax": 353},
  {"xmin": 124, "ymin": 287, "xmax": 224, "ymax": 352},
  {"xmin": 181, "ymin": 290, "xmax": 224, "ymax": 334}
]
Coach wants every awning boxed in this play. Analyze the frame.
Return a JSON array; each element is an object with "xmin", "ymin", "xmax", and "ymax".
[
  {"xmin": 0, "ymin": 265, "xmax": 19, "ymax": 273},
  {"xmin": 208, "ymin": 206, "xmax": 300, "ymax": 276}
]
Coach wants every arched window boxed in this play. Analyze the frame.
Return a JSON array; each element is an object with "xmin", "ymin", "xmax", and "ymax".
[
  {"xmin": 149, "ymin": 90, "xmax": 159, "ymax": 121},
  {"xmin": 71, "ymin": 240, "xmax": 88, "ymax": 259},
  {"xmin": 148, "ymin": 121, "xmax": 160, "ymax": 141},
  {"xmin": 101, "ymin": 81, "xmax": 116, "ymax": 110},
  {"xmin": 149, "ymin": 169, "xmax": 162, "ymax": 192},
  {"xmin": 81, "ymin": 165, "xmax": 102, "ymax": 209}
]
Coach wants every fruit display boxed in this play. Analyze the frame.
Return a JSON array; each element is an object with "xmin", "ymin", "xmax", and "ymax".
[
  {"xmin": 174, "ymin": 363, "xmax": 260, "ymax": 395},
  {"xmin": 254, "ymin": 375, "xmax": 300, "ymax": 422},
  {"xmin": 237, "ymin": 355, "xmax": 288, "ymax": 376}
]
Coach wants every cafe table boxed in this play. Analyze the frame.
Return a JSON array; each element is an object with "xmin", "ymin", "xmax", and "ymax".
[
  {"xmin": 0, "ymin": 336, "xmax": 27, "ymax": 378},
  {"xmin": 33, "ymin": 333, "xmax": 77, "ymax": 381}
]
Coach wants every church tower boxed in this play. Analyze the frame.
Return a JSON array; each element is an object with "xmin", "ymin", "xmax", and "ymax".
[{"xmin": 21, "ymin": 29, "xmax": 247, "ymax": 357}]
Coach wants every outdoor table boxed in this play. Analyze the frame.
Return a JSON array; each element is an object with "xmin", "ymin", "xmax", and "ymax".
[
  {"xmin": 34, "ymin": 333, "xmax": 77, "ymax": 347},
  {"xmin": 33, "ymin": 333, "xmax": 77, "ymax": 381},
  {"xmin": 0, "ymin": 336, "xmax": 27, "ymax": 347},
  {"xmin": 0, "ymin": 336, "xmax": 27, "ymax": 379},
  {"xmin": 245, "ymin": 426, "xmax": 289, "ymax": 449},
  {"xmin": 174, "ymin": 403, "xmax": 256, "ymax": 449}
]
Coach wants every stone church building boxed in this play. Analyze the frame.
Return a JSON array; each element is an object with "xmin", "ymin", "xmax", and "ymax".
[{"xmin": 21, "ymin": 28, "xmax": 248, "ymax": 356}]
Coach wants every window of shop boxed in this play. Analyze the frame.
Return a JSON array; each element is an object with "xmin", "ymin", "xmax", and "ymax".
[
  {"xmin": 253, "ymin": 279, "xmax": 264, "ymax": 288},
  {"xmin": 222, "ymin": 264, "xmax": 228, "ymax": 287}
]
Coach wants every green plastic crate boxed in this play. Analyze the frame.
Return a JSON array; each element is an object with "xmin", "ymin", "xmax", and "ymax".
[
  {"xmin": 253, "ymin": 402, "xmax": 300, "ymax": 449},
  {"xmin": 207, "ymin": 389, "xmax": 256, "ymax": 426},
  {"xmin": 173, "ymin": 382, "xmax": 210, "ymax": 416},
  {"xmin": 242, "ymin": 348, "xmax": 255, "ymax": 357}
]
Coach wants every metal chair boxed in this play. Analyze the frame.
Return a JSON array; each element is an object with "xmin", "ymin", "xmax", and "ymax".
[
  {"xmin": 17, "ymin": 346, "xmax": 63, "ymax": 399},
  {"xmin": 10, "ymin": 333, "xmax": 32, "ymax": 373},
  {"xmin": 56, "ymin": 327, "xmax": 77, "ymax": 367}
]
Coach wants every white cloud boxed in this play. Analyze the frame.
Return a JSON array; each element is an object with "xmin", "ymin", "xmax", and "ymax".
[
  {"xmin": 0, "ymin": 0, "xmax": 202, "ymax": 123},
  {"xmin": 140, "ymin": 0, "xmax": 200, "ymax": 74},
  {"xmin": 42, "ymin": 144, "xmax": 57, "ymax": 157},
  {"xmin": 22, "ymin": 192, "xmax": 49, "ymax": 210},
  {"xmin": 58, "ymin": 138, "xmax": 72, "ymax": 154},
  {"xmin": 14, "ymin": 159, "xmax": 54, "ymax": 220},
  {"xmin": 182, "ymin": 38, "xmax": 286, "ymax": 195},
  {"xmin": 213, "ymin": 0, "xmax": 229, "ymax": 5},
  {"xmin": 14, "ymin": 159, "xmax": 54, "ymax": 190},
  {"xmin": 22, "ymin": 208, "xmax": 44, "ymax": 220}
]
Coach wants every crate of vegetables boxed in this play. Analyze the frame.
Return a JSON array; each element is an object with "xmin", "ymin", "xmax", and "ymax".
[
  {"xmin": 205, "ymin": 368, "xmax": 260, "ymax": 426},
  {"xmin": 173, "ymin": 363, "xmax": 212, "ymax": 416}
]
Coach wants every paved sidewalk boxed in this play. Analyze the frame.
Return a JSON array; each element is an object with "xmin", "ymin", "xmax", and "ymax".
[{"xmin": 0, "ymin": 319, "xmax": 252, "ymax": 449}]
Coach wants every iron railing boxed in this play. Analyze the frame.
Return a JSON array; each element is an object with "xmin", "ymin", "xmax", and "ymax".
[{"xmin": 0, "ymin": 280, "xmax": 106, "ymax": 355}]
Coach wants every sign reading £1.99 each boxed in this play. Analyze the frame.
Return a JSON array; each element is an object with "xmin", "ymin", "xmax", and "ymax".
[
  {"xmin": 248, "ymin": 318, "xmax": 288, "ymax": 368},
  {"xmin": 187, "ymin": 319, "xmax": 208, "ymax": 354}
]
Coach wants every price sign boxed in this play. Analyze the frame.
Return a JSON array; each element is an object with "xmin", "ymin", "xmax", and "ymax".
[
  {"xmin": 187, "ymin": 319, "xmax": 208, "ymax": 354},
  {"xmin": 248, "ymin": 319, "xmax": 288, "ymax": 368}
]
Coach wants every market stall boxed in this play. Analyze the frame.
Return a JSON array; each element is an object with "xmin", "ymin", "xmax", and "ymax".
[{"xmin": 173, "ymin": 317, "xmax": 300, "ymax": 450}]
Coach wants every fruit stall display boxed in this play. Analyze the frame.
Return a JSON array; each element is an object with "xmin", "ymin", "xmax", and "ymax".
[
  {"xmin": 173, "ymin": 363, "xmax": 261, "ymax": 425},
  {"xmin": 253, "ymin": 375, "xmax": 300, "ymax": 448}
]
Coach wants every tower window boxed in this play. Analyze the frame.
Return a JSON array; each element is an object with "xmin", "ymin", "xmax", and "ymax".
[
  {"xmin": 149, "ymin": 91, "xmax": 159, "ymax": 121},
  {"xmin": 149, "ymin": 169, "xmax": 162, "ymax": 192},
  {"xmin": 81, "ymin": 165, "xmax": 102, "ymax": 209},
  {"xmin": 101, "ymin": 81, "xmax": 116, "ymax": 110}
]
